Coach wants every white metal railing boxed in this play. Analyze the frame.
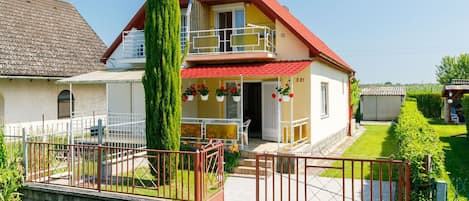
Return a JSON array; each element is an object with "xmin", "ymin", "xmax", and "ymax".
[
  {"xmin": 189, "ymin": 26, "xmax": 275, "ymax": 55},
  {"xmin": 281, "ymin": 117, "xmax": 309, "ymax": 145},
  {"xmin": 120, "ymin": 26, "xmax": 275, "ymax": 60},
  {"xmin": 181, "ymin": 117, "xmax": 242, "ymax": 145}
]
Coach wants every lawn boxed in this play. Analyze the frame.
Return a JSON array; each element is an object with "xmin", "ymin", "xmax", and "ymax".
[
  {"xmin": 429, "ymin": 119, "xmax": 469, "ymax": 201},
  {"xmin": 321, "ymin": 124, "xmax": 399, "ymax": 180},
  {"xmin": 323, "ymin": 121, "xmax": 469, "ymax": 201}
]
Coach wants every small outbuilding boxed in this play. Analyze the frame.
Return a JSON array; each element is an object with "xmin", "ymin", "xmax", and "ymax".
[
  {"xmin": 360, "ymin": 87, "xmax": 406, "ymax": 121},
  {"xmin": 442, "ymin": 79, "xmax": 469, "ymax": 123}
]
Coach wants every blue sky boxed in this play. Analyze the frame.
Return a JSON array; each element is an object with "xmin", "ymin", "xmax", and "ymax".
[{"xmin": 68, "ymin": 0, "xmax": 469, "ymax": 84}]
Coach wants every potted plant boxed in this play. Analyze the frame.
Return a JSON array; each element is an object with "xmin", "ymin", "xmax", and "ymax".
[
  {"xmin": 215, "ymin": 86, "xmax": 228, "ymax": 102},
  {"xmin": 274, "ymin": 81, "xmax": 294, "ymax": 102},
  {"xmin": 230, "ymin": 84, "xmax": 241, "ymax": 102},
  {"xmin": 197, "ymin": 84, "xmax": 209, "ymax": 101},
  {"xmin": 183, "ymin": 84, "xmax": 197, "ymax": 102}
]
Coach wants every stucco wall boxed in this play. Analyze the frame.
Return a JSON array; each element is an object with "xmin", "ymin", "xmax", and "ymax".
[
  {"xmin": 310, "ymin": 61, "xmax": 349, "ymax": 145},
  {"xmin": 275, "ymin": 20, "xmax": 310, "ymax": 60},
  {"xmin": 0, "ymin": 78, "xmax": 106, "ymax": 123}
]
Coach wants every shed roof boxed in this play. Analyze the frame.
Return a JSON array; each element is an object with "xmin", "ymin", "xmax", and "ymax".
[
  {"xmin": 0, "ymin": 0, "xmax": 106, "ymax": 78},
  {"xmin": 361, "ymin": 87, "xmax": 406, "ymax": 96}
]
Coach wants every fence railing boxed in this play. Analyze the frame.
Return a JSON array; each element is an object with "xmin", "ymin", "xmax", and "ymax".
[
  {"xmin": 281, "ymin": 117, "xmax": 309, "ymax": 146},
  {"xmin": 25, "ymin": 141, "xmax": 224, "ymax": 201},
  {"xmin": 255, "ymin": 154, "xmax": 411, "ymax": 201},
  {"xmin": 181, "ymin": 118, "xmax": 242, "ymax": 145}
]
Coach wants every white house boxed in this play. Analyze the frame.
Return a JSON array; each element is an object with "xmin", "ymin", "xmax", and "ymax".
[{"xmin": 0, "ymin": 0, "xmax": 107, "ymax": 124}]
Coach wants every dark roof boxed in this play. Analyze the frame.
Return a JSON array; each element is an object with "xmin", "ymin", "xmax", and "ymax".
[
  {"xmin": 101, "ymin": 0, "xmax": 354, "ymax": 73},
  {"xmin": 0, "ymin": 0, "xmax": 106, "ymax": 78},
  {"xmin": 361, "ymin": 87, "xmax": 406, "ymax": 96},
  {"xmin": 450, "ymin": 79, "xmax": 469, "ymax": 85}
]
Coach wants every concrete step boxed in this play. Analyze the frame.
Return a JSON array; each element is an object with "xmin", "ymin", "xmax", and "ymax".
[
  {"xmin": 232, "ymin": 166, "xmax": 271, "ymax": 175},
  {"xmin": 238, "ymin": 158, "xmax": 272, "ymax": 168},
  {"xmin": 240, "ymin": 151, "xmax": 258, "ymax": 159}
]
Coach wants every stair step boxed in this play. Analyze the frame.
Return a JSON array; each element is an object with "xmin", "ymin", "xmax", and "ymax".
[
  {"xmin": 238, "ymin": 158, "xmax": 272, "ymax": 167},
  {"xmin": 240, "ymin": 151, "xmax": 258, "ymax": 159},
  {"xmin": 232, "ymin": 166, "xmax": 271, "ymax": 175}
]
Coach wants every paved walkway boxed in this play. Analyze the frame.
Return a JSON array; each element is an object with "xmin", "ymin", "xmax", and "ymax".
[{"xmin": 224, "ymin": 126, "xmax": 391, "ymax": 201}]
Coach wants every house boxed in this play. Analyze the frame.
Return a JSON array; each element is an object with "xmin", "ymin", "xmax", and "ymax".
[
  {"xmin": 360, "ymin": 87, "xmax": 405, "ymax": 121},
  {"xmin": 0, "ymin": 0, "xmax": 107, "ymax": 123},
  {"xmin": 442, "ymin": 79, "xmax": 469, "ymax": 123},
  {"xmin": 60, "ymin": 0, "xmax": 355, "ymax": 151}
]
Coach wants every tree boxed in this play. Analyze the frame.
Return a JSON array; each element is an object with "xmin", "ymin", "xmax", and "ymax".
[
  {"xmin": 143, "ymin": 0, "xmax": 181, "ymax": 183},
  {"xmin": 435, "ymin": 53, "xmax": 469, "ymax": 84}
]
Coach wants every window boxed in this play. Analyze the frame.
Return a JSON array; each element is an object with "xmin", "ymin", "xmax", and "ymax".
[
  {"xmin": 225, "ymin": 82, "xmax": 240, "ymax": 119},
  {"xmin": 321, "ymin": 82, "xmax": 329, "ymax": 117},
  {"xmin": 181, "ymin": 13, "xmax": 188, "ymax": 53},
  {"xmin": 58, "ymin": 90, "xmax": 75, "ymax": 118}
]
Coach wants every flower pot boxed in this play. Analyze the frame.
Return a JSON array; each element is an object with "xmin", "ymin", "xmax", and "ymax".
[
  {"xmin": 282, "ymin": 95, "xmax": 291, "ymax": 102},
  {"xmin": 216, "ymin": 96, "xmax": 225, "ymax": 102},
  {"xmin": 186, "ymin": 95, "xmax": 194, "ymax": 101},
  {"xmin": 200, "ymin": 94, "xmax": 209, "ymax": 101},
  {"xmin": 232, "ymin": 95, "xmax": 241, "ymax": 102}
]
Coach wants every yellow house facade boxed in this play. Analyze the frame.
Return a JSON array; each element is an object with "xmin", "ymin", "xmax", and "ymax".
[{"xmin": 61, "ymin": 0, "xmax": 355, "ymax": 151}]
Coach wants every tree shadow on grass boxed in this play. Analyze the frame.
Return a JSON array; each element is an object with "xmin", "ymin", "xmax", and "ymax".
[{"xmin": 440, "ymin": 136, "xmax": 469, "ymax": 199}]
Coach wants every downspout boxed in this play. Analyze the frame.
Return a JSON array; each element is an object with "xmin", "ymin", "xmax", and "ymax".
[{"xmin": 348, "ymin": 72, "xmax": 355, "ymax": 136}]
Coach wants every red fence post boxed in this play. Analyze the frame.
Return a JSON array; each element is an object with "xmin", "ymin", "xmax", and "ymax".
[
  {"xmin": 405, "ymin": 160, "xmax": 411, "ymax": 201},
  {"xmin": 194, "ymin": 150, "xmax": 201, "ymax": 201},
  {"xmin": 97, "ymin": 146, "xmax": 102, "ymax": 192},
  {"xmin": 255, "ymin": 154, "xmax": 260, "ymax": 201}
]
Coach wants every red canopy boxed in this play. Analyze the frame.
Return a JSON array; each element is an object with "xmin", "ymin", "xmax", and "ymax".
[{"xmin": 181, "ymin": 61, "xmax": 312, "ymax": 78}]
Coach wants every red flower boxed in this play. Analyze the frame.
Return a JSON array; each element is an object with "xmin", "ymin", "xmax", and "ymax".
[
  {"xmin": 230, "ymin": 88, "xmax": 236, "ymax": 94},
  {"xmin": 237, "ymin": 83, "xmax": 241, "ymax": 87},
  {"xmin": 289, "ymin": 93, "xmax": 294, "ymax": 98},
  {"xmin": 182, "ymin": 95, "xmax": 188, "ymax": 102},
  {"xmin": 220, "ymin": 86, "xmax": 225, "ymax": 90},
  {"xmin": 192, "ymin": 91, "xmax": 196, "ymax": 95},
  {"xmin": 285, "ymin": 83, "xmax": 289, "ymax": 87},
  {"xmin": 272, "ymin": 93, "xmax": 277, "ymax": 99},
  {"xmin": 278, "ymin": 98, "xmax": 283, "ymax": 102}
]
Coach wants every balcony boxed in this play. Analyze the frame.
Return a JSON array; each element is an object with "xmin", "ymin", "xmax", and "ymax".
[{"xmin": 119, "ymin": 26, "xmax": 276, "ymax": 63}]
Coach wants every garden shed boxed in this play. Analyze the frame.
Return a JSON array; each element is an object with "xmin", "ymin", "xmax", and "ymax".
[{"xmin": 360, "ymin": 87, "xmax": 406, "ymax": 121}]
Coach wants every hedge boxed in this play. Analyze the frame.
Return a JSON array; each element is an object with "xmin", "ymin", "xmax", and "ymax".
[
  {"xmin": 462, "ymin": 94, "xmax": 469, "ymax": 140},
  {"xmin": 394, "ymin": 101, "xmax": 444, "ymax": 199},
  {"xmin": 407, "ymin": 92, "xmax": 443, "ymax": 119}
]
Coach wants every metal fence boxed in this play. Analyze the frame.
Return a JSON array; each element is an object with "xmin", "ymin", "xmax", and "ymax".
[
  {"xmin": 25, "ymin": 141, "xmax": 224, "ymax": 201},
  {"xmin": 255, "ymin": 154, "xmax": 411, "ymax": 201}
]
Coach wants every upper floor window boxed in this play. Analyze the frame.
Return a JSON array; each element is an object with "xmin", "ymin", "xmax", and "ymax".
[
  {"xmin": 58, "ymin": 90, "xmax": 75, "ymax": 119},
  {"xmin": 321, "ymin": 82, "xmax": 329, "ymax": 117}
]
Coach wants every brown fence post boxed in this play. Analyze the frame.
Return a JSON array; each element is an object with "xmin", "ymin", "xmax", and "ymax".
[
  {"xmin": 194, "ymin": 150, "xmax": 201, "ymax": 201},
  {"xmin": 97, "ymin": 146, "xmax": 102, "ymax": 192},
  {"xmin": 405, "ymin": 160, "xmax": 411, "ymax": 200},
  {"xmin": 255, "ymin": 154, "xmax": 260, "ymax": 201}
]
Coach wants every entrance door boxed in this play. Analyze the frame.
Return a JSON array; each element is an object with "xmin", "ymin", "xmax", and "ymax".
[
  {"xmin": 243, "ymin": 83, "xmax": 262, "ymax": 138},
  {"xmin": 262, "ymin": 82, "xmax": 280, "ymax": 142}
]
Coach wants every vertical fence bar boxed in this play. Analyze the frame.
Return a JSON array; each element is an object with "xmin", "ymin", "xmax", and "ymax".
[
  {"xmin": 256, "ymin": 154, "xmax": 260, "ymax": 201},
  {"xmin": 405, "ymin": 161, "xmax": 411, "ymax": 201},
  {"xmin": 22, "ymin": 128, "xmax": 28, "ymax": 180},
  {"xmin": 342, "ymin": 160, "xmax": 345, "ymax": 201}
]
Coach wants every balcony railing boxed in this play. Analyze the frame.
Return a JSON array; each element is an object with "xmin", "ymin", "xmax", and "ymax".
[
  {"xmin": 120, "ymin": 26, "xmax": 275, "ymax": 60},
  {"xmin": 188, "ymin": 26, "xmax": 275, "ymax": 55}
]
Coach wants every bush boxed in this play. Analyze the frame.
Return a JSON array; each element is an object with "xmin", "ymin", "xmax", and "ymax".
[
  {"xmin": 462, "ymin": 94, "xmax": 469, "ymax": 140},
  {"xmin": 394, "ymin": 101, "xmax": 444, "ymax": 199},
  {"xmin": 0, "ymin": 127, "xmax": 23, "ymax": 201},
  {"xmin": 407, "ymin": 92, "xmax": 443, "ymax": 119}
]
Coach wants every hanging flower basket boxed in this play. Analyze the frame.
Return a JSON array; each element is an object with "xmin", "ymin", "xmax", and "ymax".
[
  {"xmin": 232, "ymin": 95, "xmax": 241, "ymax": 102},
  {"xmin": 186, "ymin": 95, "xmax": 194, "ymax": 101},
  {"xmin": 282, "ymin": 95, "xmax": 291, "ymax": 102},
  {"xmin": 216, "ymin": 96, "xmax": 225, "ymax": 102},
  {"xmin": 200, "ymin": 94, "xmax": 209, "ymax": 101}
]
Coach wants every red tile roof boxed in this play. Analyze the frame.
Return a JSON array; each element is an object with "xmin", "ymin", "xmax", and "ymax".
[{"xmin": 181, "ymin": 61, "xmax": 312, "ymax": 78}]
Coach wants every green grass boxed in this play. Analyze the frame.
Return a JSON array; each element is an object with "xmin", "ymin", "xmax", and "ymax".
[
  {"xmin": 429, "ymin": 119, "xmax": 469, "ymax": 201},
  {"xmin": 321, "ymin": 125, "xmax": 399, "ymax": 180}
]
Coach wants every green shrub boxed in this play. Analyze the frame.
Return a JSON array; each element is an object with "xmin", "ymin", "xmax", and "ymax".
[
  {"xmin": 0, "ymin": 127, "xmax": 23, "ymax": 201},
  {"xmin": 180, "ymin": 143, "xmax": 240, "ymax": 173},
  {"xmin": 395, "ymin": 101, "xmax": 444, "ymax": 199},
  {"xmin": 407, "ymin": 92, "xmax": 443, "ymax": 119}
]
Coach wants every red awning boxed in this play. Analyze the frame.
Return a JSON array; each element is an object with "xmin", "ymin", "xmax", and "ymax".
[{"xmin": 181, "ymin": 61, "xmax": 312, "ymax": 78}]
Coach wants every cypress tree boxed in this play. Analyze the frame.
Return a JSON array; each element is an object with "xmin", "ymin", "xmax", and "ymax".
[{"xmin": 143, "ymin": 0, "xmax": 181, "ymax": 183}]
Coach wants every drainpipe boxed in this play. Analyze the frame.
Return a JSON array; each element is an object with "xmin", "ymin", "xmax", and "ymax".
[{"xmin": 348, "ymin": 72, "xmax": 355, "ymax": 136}]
